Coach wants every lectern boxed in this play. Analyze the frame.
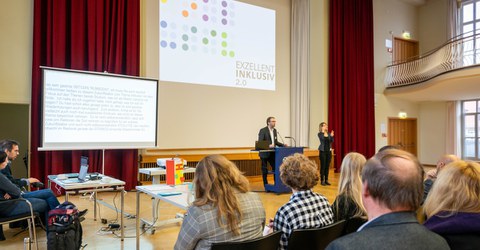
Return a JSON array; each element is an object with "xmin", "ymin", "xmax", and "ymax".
[{"xmin": 264, "ymin": 147, "xmax": 304, "ymax": 193}]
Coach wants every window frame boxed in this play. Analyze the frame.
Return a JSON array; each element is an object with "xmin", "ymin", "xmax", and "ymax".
[{"xmin": 461, "ymin": 99, "xmax": 480, "ymax": 160}]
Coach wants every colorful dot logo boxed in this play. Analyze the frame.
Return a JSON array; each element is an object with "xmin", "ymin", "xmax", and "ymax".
[
  {"xmin": 160, "ymin": 0, "xmax": 235, "ymax": 58},
  {"xmin": 160, "ymin": 21, "xmax": 167, "ymax": 28}
]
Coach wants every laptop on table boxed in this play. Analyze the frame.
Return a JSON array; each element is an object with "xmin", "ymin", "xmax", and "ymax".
[
  {"xmin": 255, "ymin": 140, "xmax": 271, "ymax": 150},
  {"xmin": 62, "ymin": 157, "xmax": 89, "ymax": 184},
  {"xmin": 64, "ymin": 156, "xmax": 88, "ymax": 179}
]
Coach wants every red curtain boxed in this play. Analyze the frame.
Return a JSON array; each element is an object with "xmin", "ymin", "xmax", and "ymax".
[
  {"xmin": 31, "ymin": 0, "xmax": 140, "ymax": 190},
  {"xmin": 328, "ymin": 0, "xmax": 376, "ymax": 172}
]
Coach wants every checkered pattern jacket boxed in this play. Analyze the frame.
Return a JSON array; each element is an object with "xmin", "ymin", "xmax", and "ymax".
[{"xmin": 273, "ymin": 189, "xmax": 334, "ymax": 250}]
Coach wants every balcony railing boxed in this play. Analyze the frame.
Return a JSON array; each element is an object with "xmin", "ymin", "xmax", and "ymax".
[{"xmin": 386, "ymin": 31, "xmax": 480, "ymax": 88}]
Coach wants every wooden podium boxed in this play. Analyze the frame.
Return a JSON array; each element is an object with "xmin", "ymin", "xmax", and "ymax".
[{"xmin": 264, "ymin": 147, "xmax": 304, "ymax": 194}]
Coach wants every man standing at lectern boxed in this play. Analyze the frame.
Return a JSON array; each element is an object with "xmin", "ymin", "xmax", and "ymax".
[{"xmin": 258, "ymin": 117, "xmax": 286, "ymax": 185}]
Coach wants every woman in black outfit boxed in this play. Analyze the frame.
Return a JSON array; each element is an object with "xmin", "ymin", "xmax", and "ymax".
[{"xmin": 318, "ymin": 122, "xmax": 334, "ymax": 186}]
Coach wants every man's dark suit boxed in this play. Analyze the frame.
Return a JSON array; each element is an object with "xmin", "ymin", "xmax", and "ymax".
[
  {"xmin": 258, "ymin": 126, "xmax": 284, "ymax": 185},
  {"xmin": 0, "ymin": 162, "xmax": 27, "ymax": 188},
  {"xmin": 326, "ymin": 212, "xmax": 450, "ymax": 250}
]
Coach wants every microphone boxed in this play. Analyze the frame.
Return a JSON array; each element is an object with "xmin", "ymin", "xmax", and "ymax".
[
  {"xmin": 285, "ymin": 136, "xmax": 297, "ymax": 147},
  {"xmin": 276, "ymin": 130, "xmax": 286, "ymax": 146}
]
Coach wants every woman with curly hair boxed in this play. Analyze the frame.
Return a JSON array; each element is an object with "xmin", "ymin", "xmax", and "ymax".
[
  {"xmin": 272, "ymin": 153, "xmax": 334, "ymax": 250},
  {"xmin": 174, "ymin": 155, "xmax": 265, "ymax": 250}
]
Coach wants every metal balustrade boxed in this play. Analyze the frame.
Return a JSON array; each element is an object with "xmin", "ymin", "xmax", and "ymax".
[{"xmin": 386, "ymin": 31, "xmax": 480, "ymax": 88}]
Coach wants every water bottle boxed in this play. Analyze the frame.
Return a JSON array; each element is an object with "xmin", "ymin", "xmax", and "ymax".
[
  {"xmin": 186, "ymin": 182, "xmax": 195, "ymax": 205},
  {"xmin": 24, "ymin": 237, "xmax": 31, "ymax": 250}
]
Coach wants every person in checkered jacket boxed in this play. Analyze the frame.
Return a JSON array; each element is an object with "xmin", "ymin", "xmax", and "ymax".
[{"xmin": 272, "ymin": 153, "xmax": 334, "ymax": 250}]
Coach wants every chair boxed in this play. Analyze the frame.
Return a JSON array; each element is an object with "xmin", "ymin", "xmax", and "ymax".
[
  {"xmin": 288, "ymin": 220, "xmax": 346, "ymax": 250},
  {"xmin": 0, "ymin": 198, "xmax": 39, "ymax": 250},
  {"xmin": 343, "ymin": 216, "xmax": 367, "ymax": 235},
  {"xmin": 211, "ymin": 231, "xmax": 282, "ymax": 250}
]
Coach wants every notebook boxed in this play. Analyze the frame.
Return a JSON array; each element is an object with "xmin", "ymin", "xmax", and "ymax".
[{"xmin": 255, "ymin": 140, "xmax": 270, "ymax": 150}]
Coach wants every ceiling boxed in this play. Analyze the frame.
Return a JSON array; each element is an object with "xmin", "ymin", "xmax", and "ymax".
[{"xmin": 383, "ymin": 67, "xmax": 480, "ymax": 102}]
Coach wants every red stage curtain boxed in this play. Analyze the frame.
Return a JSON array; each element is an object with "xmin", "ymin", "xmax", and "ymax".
[
  {"xmin": 31, "ymin": 0, "xmax": 140, "ymax": 190},
  {"xmin": 328, "ymin": 0, "xmax": 376, "ymax": 172}
]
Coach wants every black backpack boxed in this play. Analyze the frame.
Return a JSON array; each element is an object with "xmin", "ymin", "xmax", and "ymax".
[{"xmin": 47, "ymin": 201, "xmax": 83, "ymax": 250}]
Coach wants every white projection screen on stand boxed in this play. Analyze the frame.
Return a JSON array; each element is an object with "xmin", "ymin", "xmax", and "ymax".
[
  {"xmin": 40, "ymin": 67, "xmax": 158, "ymax": 150},
  {"xmin": 159, "ymin": 0, "xmax": 276, "ymax": 90}
]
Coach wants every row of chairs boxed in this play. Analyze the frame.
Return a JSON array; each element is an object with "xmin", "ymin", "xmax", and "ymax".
[
  {"xmin": 211, "ymin": 217, "xmax": 367, "ymax": 250},
  {"xmin": 0, "ymin": 198, "xmax": 39, "ymax": 250}
]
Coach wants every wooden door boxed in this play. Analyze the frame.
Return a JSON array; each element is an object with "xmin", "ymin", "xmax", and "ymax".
[
  {"xmin": 393, "ymin": 37, "xmax": 419, "ymax": 62},
  {"xmin": 388, "ymin": 118, "xmax": 417, "ymax": 156}
]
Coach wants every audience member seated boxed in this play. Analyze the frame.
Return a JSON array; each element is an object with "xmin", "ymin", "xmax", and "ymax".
[
  {"xmin": 332, "ymin": 152, "xmax": 367, "ymax": 221},
  {"xmin": 174, "ymin": 155, "xmax": 266, "ymax": 250},
  {"xmin": 0, "ymin": 152, "xmax": 48, "ymax": 237},
  {"xmin": 0, "ymin": 140, "xmax": 41, "ymax": 189},
  {"xmin": 423, "ymin": 160, "xmax": 480, "ymax": 250},
  {"xmin": 271, "ymin": 153, "xmax": 333, "ymax": 250},
  {"xmin": 422, "ymin": 154, "xmax": 458, "ymax": 204},
  {"xmin": 377, "ymin": 144, "xmax": 398, "ymax": 152},
  {"xmin": 326, "ymin": 149, "xmax": 450, "ymax": 250}
]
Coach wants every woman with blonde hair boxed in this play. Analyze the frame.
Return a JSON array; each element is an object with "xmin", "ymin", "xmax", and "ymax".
[
  {"xmin": 174, "ymin": 155, "xmax": 265, "ymax": 250},
  {"xmin": 331, "ymin": 152, "xmax": 367, "ymax": 221},
  {"xmin": 423, "ymin": 160, "xmax": 480, "ymax": 250}
]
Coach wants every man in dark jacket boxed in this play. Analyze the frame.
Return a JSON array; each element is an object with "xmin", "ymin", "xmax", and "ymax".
[
  {"xmin": 327, "ymin": 149, "xmax": 450, "ymax": 250},
  {"xmin": 258, "ymin": 117, "xmax": 286, "ymax": 185}
]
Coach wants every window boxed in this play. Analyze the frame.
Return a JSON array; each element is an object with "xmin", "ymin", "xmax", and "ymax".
[
  {"xmin": 461, "ymin": 0, "xmax": 480, "ymax": 65},
  {"xmin": 461, "ymin": 99, "xmax": 480, "ymax": 160}
]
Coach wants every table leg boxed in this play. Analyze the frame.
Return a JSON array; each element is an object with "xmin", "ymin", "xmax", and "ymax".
[
  {"xmin": 94, "ymin": 191, "xmax": 97, "ymax": 221},
  {"xmin": 136, "ymin": 190, "xmax": 140, "ymax": 250},
  {"xmin": 121, "ymin": 189, "xmax": 124, "ymax": 241}
]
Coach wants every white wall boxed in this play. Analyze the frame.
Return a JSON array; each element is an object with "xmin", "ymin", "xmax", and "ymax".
[
  {"xmin": 418, "ymin": 101, "xmax": 447, "ymax": 164},
  {"xmin": 373, "ymin": 0, "xmax": 420, "ymax": 152},
  {"xmin": 0, "ymin": 0, "xmax": 33, "ymax": 104},
  {"xmin": 142, "ymin": 0, "xmax": 292, "ymax": 149},
  {"xmin": 418, "ymin": 0, "xmax": 448, "ymax": 54},
  {"xmin": 0, "ymin": 0, "xmax": 457, "ymax": 162},
  {"xmin": 373, "ymin": 0, "xmax": 451, "ymax": 163}
]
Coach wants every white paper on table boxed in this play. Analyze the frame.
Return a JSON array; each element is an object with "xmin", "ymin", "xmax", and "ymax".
[{"xmin": 141, "ymin": 185, "xmax": 175, "ymax": 192}]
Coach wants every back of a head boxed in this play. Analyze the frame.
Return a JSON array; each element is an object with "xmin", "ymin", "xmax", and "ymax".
[
  {"xmin": 424, "ymin": 160, "xmax": 480, "ymax": 217},
  {"xmin": 438, "ymin": 154, "xmax": 459, "ymax": 169},
  {"xmin": 337, "ymin": 152, "xmax": 367, "ymax": 217},
  {"xmin": 339, "ymin": 152, "xmax": 366, "ymax": 194},
  {"xmin": 280, "ymin": 153, "xmax": 319, "ymax": 190},
  {"xmin": 377, "ymin": 145, "xmax": 398, "ymax": 153},
  {"xmin": 193, "ymin": 154, "xmax": 250, "ymax": 235},
  {"xmin": 0, "ymin": 151, "xmax": 7, "ymax": 163},
  {"xmin": 194, "ymin": 154, "xmax": 249, "ymax": 203},
  {"xmin": 362, "ymin": 149, "xmax": 424, "ymax": 211}
]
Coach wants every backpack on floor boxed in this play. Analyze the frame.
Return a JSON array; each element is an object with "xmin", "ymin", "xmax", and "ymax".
[{"xmin": 47, "ymin": 201, "xmax": 83, "ymax": 250}]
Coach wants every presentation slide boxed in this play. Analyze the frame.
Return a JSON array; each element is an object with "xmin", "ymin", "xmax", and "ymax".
[
  {"xmin": 159, "ymin": 0, "xmax": 276, "ymax": 90},
  {"xmin": 41, "ymin": 67, "xmax": 158, "ymax": 150}
]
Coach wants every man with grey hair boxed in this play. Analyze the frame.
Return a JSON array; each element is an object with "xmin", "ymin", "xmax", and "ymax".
[
  {"xmin": 327, "ymin": 149, "xmax": 449, "ymax": 250},
  {"xmin": 422, "ymin": 154, "xmax": 459, "ymax": 203}
]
